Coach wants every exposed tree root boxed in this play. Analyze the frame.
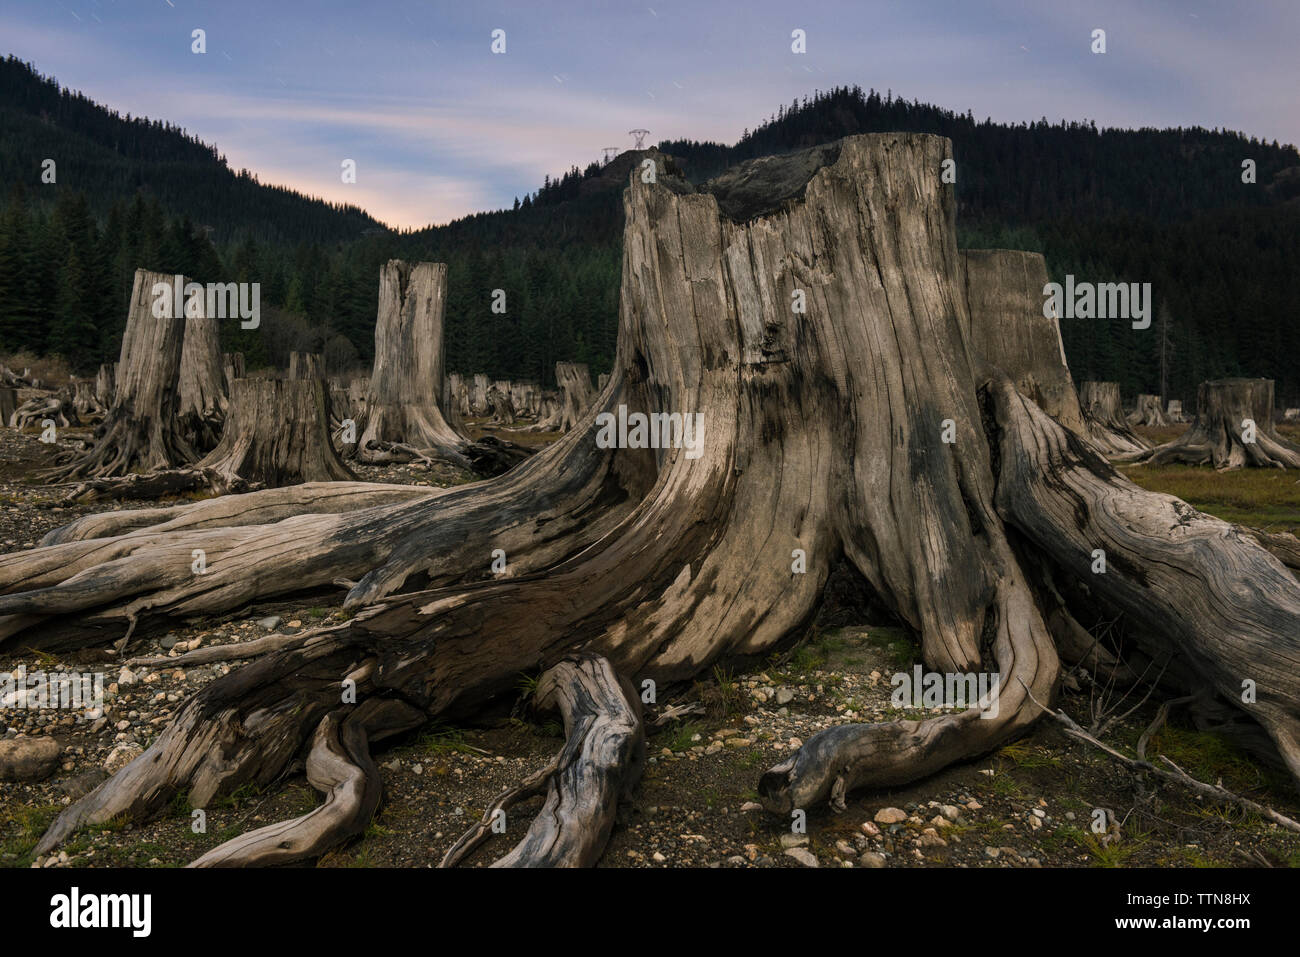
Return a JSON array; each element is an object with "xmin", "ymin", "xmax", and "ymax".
[{"xmin": 441, "ymin": 653, "xmax": 643, "ymax": 867}]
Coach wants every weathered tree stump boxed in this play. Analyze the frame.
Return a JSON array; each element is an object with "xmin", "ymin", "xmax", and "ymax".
[
  {"xmin": 471, "ymin": 374, "xmax": 490, "ymax": 416},
  {"xmin": 1139, "ymin": 378, "xmax": 1300, "ymax": 469},
  {"xmin": 69, "ymin": 380, "xmax": 105, "ymax": 423},
  {"xmin": 485, "ymin": 385, "xmax": 515, "ymax": 425},
  {"xmin": 0, "ymin": 388, "xmax": 15, "ymax": 426},
  {"xmin": 289, "ymin": 352, "xmax": 326, "ymax": 381},
  {"xmin": 196, "ymin": 378, "xmax": 357, "ymax": 487},
  {"xmin": 94, "ymin": 364, "xmax": 115, "ymax": 408},
  {"xmin": 9, "ymin": 394, "xmax": 66, "ymax": 430},
  {"xmin": 12, "ymin": 135, "xmax": 1300, "ymax": 869},
  {"xmin": 959, "ymin": 249, "xmax": 1086, "ymax": 434},
  {"xmin": 354, "ymin": 262, "xmax": 470, "ymax": 467},
  {"xmin": 177, "ymin": 305, "xmax": 228, "ymax": 453},
  {"xmin": 222, "ymin": 353, "xmax": 246, "ymax": 393},
  {"xmin": 1127, "ymin": 393, "xmax": 1170, "ymax": 428},
  {"xmin": 1166, "ymin": 399, "xmax": 1187, "ymax": 423},
  {"xmin": 1079, "ymin": 381, "xmax": 1151, "ymax": 457},
  {"xmin": 555, "ymin": 362, "xmax": 594, "ymax": 433},
  {"xmin": 46, "ymin": 270, "xmax": 198, "ymax": 478}
]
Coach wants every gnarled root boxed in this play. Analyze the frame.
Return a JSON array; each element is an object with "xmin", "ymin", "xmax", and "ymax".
[
  {"xmin": 442, "ymin": 653, "xmax": 644, "ymax": 867},
  {"xmin": 190, "ymin": 698, "xmax": 425, "ymax": 867}
]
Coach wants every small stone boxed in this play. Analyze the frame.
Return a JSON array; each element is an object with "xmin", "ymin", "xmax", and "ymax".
[
  {"xmin": 159, "ymin": 634, "xmax": 177, "ymax": 651},
  {"xmin": 288, "ymin": 620, "xmax": 302, "ymax": 628},
  {"xmin": 775, "ymin": 687, "xmax": 795, "ymax": 706},
  {"xmin": 834, "ymin": 839, "xmax": 856, "ymax": 857},
  {"xmin": 411, "ymin": 763, "xmax": 423, "ymax": 775},
  {"xmin": 652, "ymin": 851, "xmax": 666, "ymax": 863},
  {"xmin": 940, "ymin": 804, "xmax": 963, "ymax": 821},
  {"xmin": 740, "ymin": 801, "xmax": 762, "ymax": 812},
  {"xmin": 918, "ymin": 828, "xmax": 947, "ymax": 848},
  {"xmin": 858, "ymin": 850, "xmax": 886, "ymax": 868},
  {"xmin": 874, "ymin": 807, "xmax": 907, "ymax": 825},
  {"xmin": 256, "ymin": 616, "xmax": 281, "ymax": 631},
  {"xmin": 784, "ymin": 847, "xmax": 819, "ymax": 868},
  {"xmin": 117, "ymin": 667, "xmax": 136, "ymax": 686},
  {"xmin": 984, "ymin": 847, "xmax": 1000, "ymax": 859},
  {"xmin": 779, "ymin": 833, "xmax": 809, "ymax": 849},
  {"xmin": 860, "ymin": 820, "xmax": 881, "ymax": 838},
  {"xmin": 966, "ymin": 800, "xmax": 983, "ymax": 811}
]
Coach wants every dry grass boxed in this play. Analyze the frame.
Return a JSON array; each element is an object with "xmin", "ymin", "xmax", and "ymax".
[{"xmin": 0, "ymin": 352, "xmax": 72, "ymax": 384}]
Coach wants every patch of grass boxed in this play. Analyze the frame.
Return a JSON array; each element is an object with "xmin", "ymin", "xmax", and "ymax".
[
  {"xmin": 657, "ymin": 719, "xmax": 703, "ymax": 753},
  {"xmin": 997, "ymin": 742, "xmax": 1062, "ymax": 770},
  {"xmin": 864, "ymin": 626, "xmax": 918, "ymax": 670},
  {"xmin": 712, "ymin": 664, "xmax": 741, "ymax": 718},
  {"xmin": 0, "ymin": 803, "xmax": 62, "ymax": 868},
  {"xmin": 414, "ymin": 720, "xmax": 477, "ymax": 755}
]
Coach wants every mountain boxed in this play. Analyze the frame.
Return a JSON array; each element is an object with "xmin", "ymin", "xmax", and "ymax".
[{"xmin": 1, "ymin": 59, "xmax": 1298, "ymax": 405}]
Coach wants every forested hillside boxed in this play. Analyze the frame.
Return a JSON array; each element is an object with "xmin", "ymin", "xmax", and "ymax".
[{"xmin": 2, "ymin": 59, "xmax": 1297, "ymax": 403}]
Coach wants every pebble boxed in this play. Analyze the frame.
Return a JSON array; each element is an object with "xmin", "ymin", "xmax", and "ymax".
[
  {"xmin": 784, "ymin": 847, "xmax": 819, "ymax": 868},
  {"xmin": 874, "ymin": 807, "xmax": 907, "ymax": 824}
]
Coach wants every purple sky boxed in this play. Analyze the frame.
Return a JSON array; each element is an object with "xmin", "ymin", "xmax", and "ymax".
[{"xmin": 4, "ymin": 0, "xmax": 1298, "ymax": 228}]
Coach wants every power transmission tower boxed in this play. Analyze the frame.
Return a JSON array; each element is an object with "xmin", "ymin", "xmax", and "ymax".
[
  {"xmin": 602, "ymin": 147, "xmax": 620, "ymax": 165},
  {"xmin": 628, "ymin": 129, "xmax": 650, "ymax": 150}
]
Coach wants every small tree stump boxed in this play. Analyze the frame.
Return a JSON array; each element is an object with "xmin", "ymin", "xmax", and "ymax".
[
  {"xmin": 1079, "ymin": 381, "xmax": 1151, "ymax": 457},
  {"xmin": 197, "ymin": 378, "xmax": 357, "ymax": 487},
  {"xmin": 0, "ymin": 388, "xmax": 15, "ymax": 426},
  {"xmin": 555, "ymin": 362, "xmax": 594, "ymax": 433},
  {"xmin": 1127, "ymin": 393, "xmax": 1169, "ymax": 428},
  {"xmin": 177, "ymin": 307, "xmax": 228, "ymax": 453}
]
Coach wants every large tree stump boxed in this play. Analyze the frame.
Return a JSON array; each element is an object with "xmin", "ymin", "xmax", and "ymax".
[
  {"xmin": 1139, "ymin": 378, "xmax": 1300, "ymax": 469},
  {"xmin": 959, "ymin": 249, "xmax": 1086, "ymax": 434},
  {"xmin": 0, "ymin": 388, "xmax": 15, "ymax": 426},
  {"xmin": 46, "ymin": 270, "xmax": 198, "ymax": 478},
  {"xmin": 177, "ymin": 305, "xmax": 228, "ymax": 453},
  {"xmin": 1079, "ymin": 381, "xmax": 1151, "ymax": 457},
  {"xmin": 1127, "ymin": 393, "xmax": 1169, "ymax": 428},
  {"xmin": 12, "ymin": 135, "xmax": 1300, "ymax": 868},
  {"xmin": 1166, "ymin": 399, "xmax": 1187, "ymax": 423},
  {"xmin": 355, "ymin": 262, "xmax": 470, "ymax": 466},
  {"xmin": 196, "ymin": 378, "xmax": 357, "ymax": 487}
]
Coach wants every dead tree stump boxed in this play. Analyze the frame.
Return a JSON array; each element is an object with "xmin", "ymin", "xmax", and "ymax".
[
  {"xmin": 960, "ymin": 249, "xmax": 1086, "ymax": 434},
  {"xmin": 196, "ymin": 378, "xmax": 357, "ymax": 487},
  {"xmin": 555, "ymin": 362, "xmax": 594, "ymax": 433},
  {"xmin": 46, "ymin": 269, "xmax": 198, "ymax": 478},
  {"xmin": 1140, "ymin": 378, "xmax": 1300, "ymax": 469},
  {"xmin": 177, "ymin": 307, "xmax": 228, "ymax": 453},
  {"xmin": 1127, "ymin": 393, "xmax": 1169, "ymax": 428},
  {"xmin": 94, "ymin": 364, "xmax": 115, "ymax": 408},
  {"xmin": 1079, "ymin": 381, "xmax": 1151, "ymax": 457},
  {"xmin": 355, "ymin": 261, "xmax": 470, "ymax": 466},
  {"xmin": 0, "ymin": 388, "xmax": 15, "ymax": 426}
]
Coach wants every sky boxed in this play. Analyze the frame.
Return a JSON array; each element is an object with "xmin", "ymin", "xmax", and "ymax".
[{"xmin": 3, "ymin": 0, "xmax": 1298, "ymax": 229}]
